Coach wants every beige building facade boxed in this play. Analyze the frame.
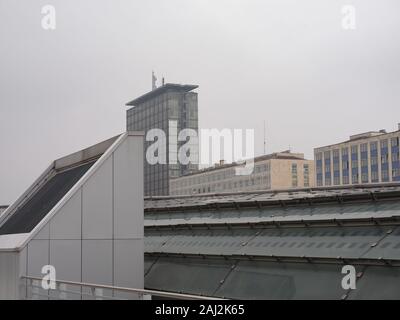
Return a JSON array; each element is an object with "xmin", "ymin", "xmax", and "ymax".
[
  {"xmin": 314, "ymin": 126, "xmax": 400, "ymax": 187},
  {"xmin": 170, "ymin": 151, "xmax": 315, "ymax": 195}
]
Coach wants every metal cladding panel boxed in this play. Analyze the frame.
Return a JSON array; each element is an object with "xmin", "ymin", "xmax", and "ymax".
[
  {"xmin": 82, "ymin": 240, "xmax": 113, "ymax": 285},
  {"xmin": 33, "ymin": 223, "xmax": 50, "ymax": 240},
  {"xmin": 82, "ymin": 157, "xmax": 113, "ymax": 239},
  {"xmin": 145, "ymin": 226, "xmax": 390, "ymax": 259},
  {"xmin": 145, "ymin": 201, "xmax": 400, "ymax": 228},
  {"xmin": 215, "ymin": 261, "xmax": 347, "ymax": 300},
  {"xmin": 50, "ymin": 190, "xmax": 82, "ymax": 240},
  {"xmin": 27, "ymin": 240, "xmax": 49, "ymax": 278},
  {"xmin": 145, "ymin": 231, "xmax": 176, "ymax": 253},
  {"xmin": 144, "ymin": 257, "xmax": 233, "ymax": 296},
  {"xmin": 147, "ymin": 230, "xmax": 257, "ymax": 256},
  {"xmin": 361, "ymin": 226, "xmax": 400, "ymax": 260},
  {"xmin": 238, "ymin": 226, "xmax": 390, "ymax": 259},
  {"xmin": 0, "ymin": 162, "xmax": 94, "ymax": 235},
  {"xmin": 377, "ymin": 201, "xmax": 400, "ymax": 213},
  {"xmin": 348, "ymin": 266, "xmax": 400, "ymax": 300},
  {"xmin": 49, "ymin": 240, "xmax": 82, "ymax": 300},
  {"xmin": 26, "ymin": 240, "xmax": 49, "ymax": 299},
  {"xmin": 114, "ymin": 239, "xmax": 144, "ymax": 290},
  {"xmin": 113, "ymin": 136, "xmax": 144, "ymax": 239},
  {"xmin": 82, "ymin": 240, "xmax": 113, "ymax": 300},
  {"xmin": 0, "ymin": 252, "xmax": 18, "ymax": 299}
]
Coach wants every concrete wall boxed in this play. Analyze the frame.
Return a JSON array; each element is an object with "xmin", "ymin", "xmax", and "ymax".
[
  {"xmin": 18, "ymin": 134, "xmax": 144, "ymax": 299},
  {"xmin": 170, "ymin": 158, "xmax": 315, "ymax": 195},
  {"xmin": 270, "ymin": 159, "xmax": 315, "ymax": 189}
]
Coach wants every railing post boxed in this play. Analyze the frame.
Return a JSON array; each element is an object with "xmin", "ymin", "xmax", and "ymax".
[
  {"xmin": 59, "ymin": 283, "xmax": 67, "ymax": 300},
  {"xmin": 91, "ymin": 287, "xmax": 103, "ymax": 300},
  {"xmin": 31, "ymin": 279, "xmax": 39, "ymax": 300}
]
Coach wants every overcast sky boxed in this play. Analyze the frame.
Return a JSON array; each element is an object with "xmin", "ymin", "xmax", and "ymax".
[{"xmin": 1, "ymin": 0, "xmax": 400, "ymax": 204}]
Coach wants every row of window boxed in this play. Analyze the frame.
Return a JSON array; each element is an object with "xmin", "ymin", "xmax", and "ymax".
[
  {"xmin": 316, "ymin": 136, "xmax": 400, "ymax": 186},
  {"xmin": 171, "ymin": 176, "xmax": 272, "ymax": 195},
  {"xmin": 171, "ymin": 163, "xmax": 270, "ymax": 188}
]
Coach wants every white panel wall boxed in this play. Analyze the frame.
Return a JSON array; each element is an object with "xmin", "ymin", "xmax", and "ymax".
[
  {"xmin": 82, "ymin": 156, "xmax": 113, "ymax": 239},
  {"xmin": 49, "ymin": 240, "xmax": 82, "ymax": 299},
  {"xmin": 82, "ymin": 240, "xmax": 113, "ymax": 285},
  {"xmin": 33, "ymin": 223, "xmax": 49, "ymax": 240},
  {"xmin": 27, "ymin": 240, "xmax": 49, "ymax": 277},
  {"xmin": 82, "ymin": 240, "xmax": 113, "ymax": 299},
  {"xmin": 114, "ymin": 239, "xmax": 144, "ymax": 288},
  {"xmin": 113, "ymin": 136, "xmax": 144, "ymax": 238},
  {"xmin": 113, "ymin": 239, "xmax": 144, "ymax": 299},
  {"xmin": 50, "ymin": 190, "xmax": 82, "ymax": 240},
  {"xmin": 17, "ymin": 134, "xmax": 144, "ymax": 300},
  {"xmin": 27, "ymin": 240, "xmax": 49, "ymax": 299}
]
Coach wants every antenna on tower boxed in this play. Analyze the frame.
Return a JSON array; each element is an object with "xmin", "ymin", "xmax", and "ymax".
[
  {"xmin": 152, "ymin": 71, "xmax": 157, "ymax": 90},
  {"xmin": 263, "ymin": 120, "xmax": 266, "ymax": 155}
]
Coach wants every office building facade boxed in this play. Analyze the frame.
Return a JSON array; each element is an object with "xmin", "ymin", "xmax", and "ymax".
[
  {"xmin": 314, "ymin": 126, "xmax": 400, "ymax": 187},
  {"xmin": 126, "ymin": 83, "xmax": 199, "ymax": 196},
  {"xmin": 169, "ymin": 151, "xmax": 315, "ymax": 195}
]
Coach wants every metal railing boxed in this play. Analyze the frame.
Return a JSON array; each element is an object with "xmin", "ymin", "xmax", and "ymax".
[{"xmin": 21, "ymin": 276, "xmax": 223, "ymax": 300}]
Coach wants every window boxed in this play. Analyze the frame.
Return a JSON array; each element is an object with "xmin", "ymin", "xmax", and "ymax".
[
  {"xmin": 325, "ymin": 177, "xmax": 331, "ymax": 186},
  {"xmin": 360, "ymin": 143, "xmax": 368, "ymax": 153},
  {"xmin": 333, "ymin": 149, "xmax": 340, "ymax": 158},
  {"xmin": 361, "ymin": 173, "xmax": 368, "ymax": 183},
  {"xmin": 361, "ymin": 159, "xmax": 368, "ymax": 167}
]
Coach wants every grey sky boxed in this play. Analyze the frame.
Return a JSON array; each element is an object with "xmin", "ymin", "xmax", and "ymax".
[{"xmin": 1, "ymin": 0, "xmax": 400, "ymax": 204}]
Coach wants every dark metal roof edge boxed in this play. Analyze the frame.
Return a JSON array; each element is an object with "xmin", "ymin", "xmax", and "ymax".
[
  {"xmin": 126, "ymin": 83, "xmax": 198, "ymax": 106},
  {"xmin": 144, "ymin": 215, "xmax": 400, "ymax": 230},
  {"xmin": 145, "ymin": 252, "xmax": 400, "ymax": 267},
  {"xmin": 145, "ymin": 187, "xmax": 400, "ymax": 212}
]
